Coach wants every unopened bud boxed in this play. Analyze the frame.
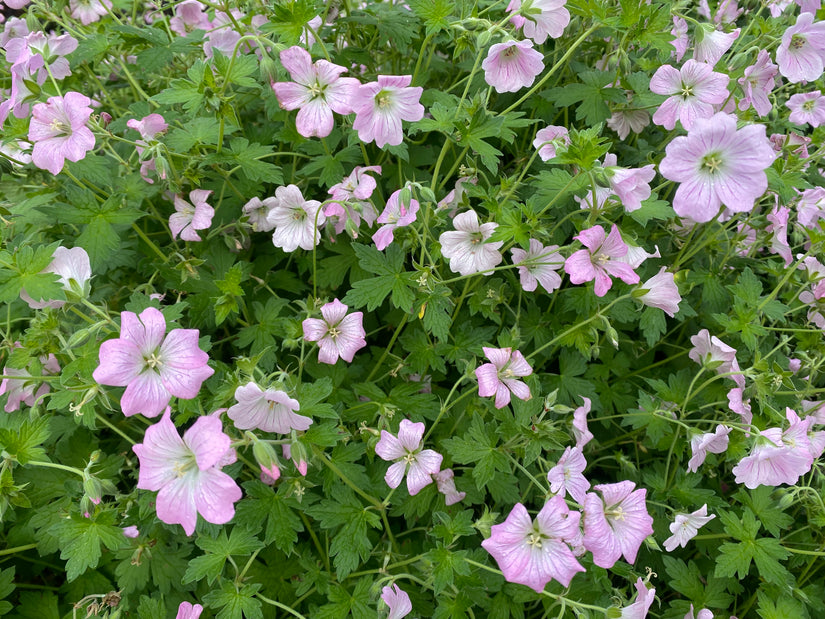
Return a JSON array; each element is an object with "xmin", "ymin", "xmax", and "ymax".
[
  {"xmin": 476, "ymin": 30, "xmax": 492, "ymax": 48},
  {"xmin": 83, "ymin": 475, "xmax": 103, "ymax": 505}
]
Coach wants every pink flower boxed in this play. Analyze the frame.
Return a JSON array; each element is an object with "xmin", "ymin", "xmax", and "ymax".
[
  {"xmin": 617, "ymin": 243, "xmax": 661, "ymax": 270},
  {"xmin": 372, "ymin": 189, "xmax": 420, "ymax": 250},
  {"xmin": 433, "ymin": 468, "xmax": 465, "ymax": 505},
  {"xmin": 132, "ymin": 412, "xmax": 242, "ymax": 536},
  {"xmin": 603, "ymin": 153, "xmax": 655, "ymax": 212},
  {"xmin": 92, "ymin": 307, "xmax": 214, "ymax": 418},
  {"xmin": 607, "ymin": 109, "xmax": 650, "ymax": 140},
  {"xmin": 169, "ymin": 1, "xmax": 211, "ymax": 35},
  {"xmin": 532, "ymin": 125, "xmax": 570, "ymax": 161},
  {"xmin": 685, "ymin": 605, "xmax": 713, "ymax": 619},
  {"xmin": 127, "ymin": 113, "xmax": 168, "ymax": 141},
  {"xmin": 302, "ymin": 299, "xmax": 366, "ymax": 364},
  {"xmin": 649, "ymin": 60, "xmax": 729, "ymax": 130},
  {"xmin": 0, "ymin": 350, "xmax": 60, "ymax": 413},
  {"xmin": 727, "ymin": 388, "xmax": 753, "ymax": 427},
  {"xmin": 688, "ymin": 328, "xmax": 745, "ymax": 388},
  {"xmin": 776, "ymin": 13, "xmax": 825, "ymax": 83},
  {"xmin": 20, "ymin": 246, "xmax": 91, "ymax": 310},
  {"xmin": 766, "ymin": 205, "xmax": 792, "ymax": 266},
  {"xmin": 272, "ymin": 46, "xmax": 359, "ymax": 138},
  {"xmin": 227, "ymin": 383, "xmax": 311, "ymax": 434},
  {"xmin": 267, "ymin": 184, "xmax": 325, "ymax": 252},
  {"xmin": 564, "ymin": 224, "xmax": 640, "ymax": 297},
  {"xmin": 482, "ymin": 40, "xmax": 544, "ymax": 93},
  {"xmin": 636, "ymin": 267, "xmax": 681, "ymax": 317},
  {"xmin": 28, "ymin": 92, "xmax": 95, "ymax": 175},
  {"xmin": 671, "ymin": 17, "xmax": 689, "ymax": 61},
  {"xmin": 351, "ymin": 75, "xmax": 424, "ymax": 148},
  {"xmin": 583, "ymin": 480, "xmax": 654, "ymax": 568},
  {"xmin": 663, "ymin": 504, "xmax": 715, "ymax": 552},
  {"xmin": 170, "ymin": 190, "xmax": 214, "ymax": 242},
  {"xmin": 475, "ymin": 346, "xmax": 533, "ymax": 409},
  {"xmin": 242, "ymin": 197, "xmax": 277, "ymax": 232},
  {"xmin": 737, "ymin": 50, "xmax": 777, "ymax": 117},
  {"xmin": 659, "ymin": 112, "xmax": 774, "ymax": 223},
  {"xmin": 572, "ymin": 396, "xmax": 594, "ymax": 448},
  {"xmin": 439, "ymin": 210, "xmax": 503, "ymax": 276},
  {"xmin": 481, "ymin": 498, "xmax": 585, "ymax": 592},
  {"xmin": 621, "ymin": 578, "xmax": 656, "ymax": 619},
  {"xmin": 787, "ymin": 91, "xmax": 825, "ymax": 127},
  {"xmin": 547, "ymin": 446, "xmax": 590, "ymax": 503},
  {"xmin": 797, "ymin": 187, "xmax": 825, "ymax": 229},
  {"xmin": 506, "ymin": 0, "xmax": 570, "ymax": 43},
  {"xmin": 122, "ymin": 525, "xmax": 140, "ymax": 538},
  {"xmin": 282, "ymin": 443, "xmax": 308, "ymax": 476},
  {"xmin": 325, "ymin": 166, "xmax": 381, "ymax": 236},
  {"xmin": 375, "ymin": 419, "xmax": 443, "ymax": 495},
  {"xmin": 511, "ymin": 239, "xmax": 564, "ymax": 293},
  {"xmin": 176, "ymin": 602, "xmax": 204, "ymax": 619},
  {"xmin": 69, "ymin": 0, "xmax": 112, "ymax": 25},
  {"xmin": 693, "ymin": 25, "xmax": 740, "ymax": 66},
  {"xmin": 381, "ymin": 584, "xmax": 412, "ymax": 619},
  {"xmin": 688, "ymin": 425, "xmax": 732, "ymax": 473}
]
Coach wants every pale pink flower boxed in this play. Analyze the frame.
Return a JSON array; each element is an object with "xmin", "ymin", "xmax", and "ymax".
[
  {"xmin": 796, "ymin": 0, "xmax": 822, "ymax": 13},
  {"xmin": 637, "ymin": 268, "xmax": 681, "ymax": 317},
  {"xmin": 583, "ymin": 481, "xmax": 654, "ymax": 568},
  {"xmin": 572, "ymin": 396, "xmax": 594, "ymax": 448},
  {"xmin": 267, "ymin": 184, "xmax": 325, "ymax": 252},
  {"xmin": 433, "ymin": 469, "xmax": 465, "ymax": 505},
  {"xmin": 242, "ymin": 197, "xmax": 278, "ymax": 232},
  {"xmin": 28, "ymin": 92, "xmax": 95, "ymax": 175},
  {"xmin": 481, "ymin": 498, "xmax": 585, "ymax": 591},
  {"xmin": 685, "ymin": 605, "xmax": 713, "ymax": 619},
  {"xmin": 574, "ymin": 186, "xmax": 612, "ymax": 212},
  {"xmin": 766, "ymin": 205, "xmax": 792, "ymax": 266},
  {"xmin": 671, "ymin": 17, "xmax": 689, "ymax": 61},
  {"xmin": 169, "ymin": 1, "xmax": 211, "ymax": 36},
  {"xmin": 506, "ymin": 0, "xmax": 570, "ymax": 43},
  {"xmin": 351, "ymin": 75, "xmax": 424, "ymax": 148},
  {"xmin": 768, "ymin": 0, "xmax": 793, "ymax": 16},
  {"xmin": 203, "ymin": 10, "xmax": 242, "ymax": 59},
  {"xmin": 533, "ymin": 125, "xmax": 570, "ymax": 161},
  {"xmin": 693, "ymin": 25, "xmax": 740, "ymax": 66},
  {"xmin": 437, "ymin": 175, "xmax": 477, "ymax": 213},
  {"xmin": 616, "ymin": 243, "xmax": 661, "ymax": 270},
  {"xmin": 621, "ymin": 578, "xmax": 656, "ymax": 619},
  {"xmin": 92, "ymin": 307, "xmax": 214, "ymax": 417},
  {"xmin": 272, "ymin": 46, "xmax": 360, "ymax": 138},
  {"xmin": 800, "ymin": 281, "xmax": 825, "ymax": 329},
  {"xmin": 5, "ymin": 31, "xmax": 76, "ymax": 81},
  {"xmin": 133, "ymin": 412, "xmax": 242, "ymax": 536},
  {"xmin": 699, "ymin": 0, "xmax": 743, "ymax": 23},
  {"xmin": 325, "ymin": 167, "xmax": 381, "ymax": 237},
  {"xmin": 170, "ymin": 190, "xmax": 214, "ymax": 242},
  {"xmin": 381, "ymin": 584, "xmax": 412, "ymax": 619},
  {"xmin": 69, "ymin": 0, "xmax": 112, "ymax": 25},
  {"xmin": 375, "ymin": 419, "xmax": 443, "ymax": 495},
  {"xmin": 776, "ymin": 13, "xmax": 825, "ymax": 83},
  {"xmin": 547, "ymin": 446, "xmax": 590, "ymax": 503},
  {"xmin": 688, "ymin": 329, "xmax": 745, "ymax": 388},
  {"xmin": 663, "ymin": 504, "xmax": 715, "ymax": 552},
  {"xmin": 0, "ymin": 351, "xmax": 60, "ymax": 413},
  {"xmin": 607, "ymin": 109, "xmax": 650, "ymax": 140},
  {"xmin": 328, "ymin": 165, "xmax": 381, "ymax": 203},
  {"xmin": 787, "ymin": 91, "xmax": 825, "ymax": 127},
  {"xmin": 649, "ymin": 60, "xmax": 729, "ymax": 130},
  {"xmin": 0, "ymin": 17, "xmax": 28, "ymax": 48},
  {"xmin": 737, "ymin": 50, "xmax": 777, "ymax": 117},
  {"xmin": 302, "ymin": 299, "xmax": 366, "ymax": 364},
  {"xmin": 176, "ymin": 602, "xmax": 204, "ymax": 619},
  {"xmin": 727, "ymin": 388, "xmax": 752, "ymax": 427},
  {"xmin": 603, "ymin": 153, "xmax": 655, "ymax": 212},
  {"xmin": 511, "ymin": 239, "xmax": 564, "ymax": 293},
  {"xmin": 439, "ymin": 210, "xmax": 503, "ymax": 276},
  {"xmin": 20, "ymin": 246, "xmax": 91, "ymax": 310},
  {"xmin": 122, "ymin": 525, "xmax": 140, "ymax": 538},
  {"xmin": 564, "ymin": 224, "xmax": 640, "ymax": 297},
  {"xmin": 475, "ymin": 346, "xmax": 533, "ymax": 409},
  {"xmin": 372, "ymin": 189, "xmax": 420, "ymax": 250},
  {"xmin": 797, "ymin": 187, "xmax": 825, "ymax": 229},
  {"xmin": 227, "ymin": 383, "xmax": 311, "ymax": 434},
  {"xmin": 482, "ymin": 40, "xmax": 544, "ymax": 93},
  {"xmin": 127, "ymin": 113, "xmax": 168, "ymax": 140},
  {"xmin": 659, "ymin": 112, "xmax": 774, "ymax": 223}
]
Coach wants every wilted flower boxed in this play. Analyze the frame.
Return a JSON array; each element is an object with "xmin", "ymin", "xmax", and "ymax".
[
  {"xmin": 302, "ymin": 299, "xmax": 366, "ymax": 364},
  {"xmin": 621, "ymin": 578, "xmax": 656, "ymax": 619},
  {"xmin": 375, "ymin": 419, "xmax": 443, "ymax": 495},
  {"xmin": 603, "ymin": 153, "xmax": 655, "ymax": 212},
  {"xmin": 0, "ymin": 350, "xmax": 60, "ymax": 413},
  {"xmin": 433, "ymin": 469, "xmax": 465, "ymax": 505},
  {"xmin": 572, "ymin": 396, "xmax": 594, "ymax": 448},
  {"xmin": 663, "ymin": 504, "xmax": 715, "ymax": 551}
]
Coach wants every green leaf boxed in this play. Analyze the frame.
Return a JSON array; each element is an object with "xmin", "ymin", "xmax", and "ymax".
[
  {"xmin": 639, "ymin": 306, "xmax": 667, "ymax": 347},
  {"xmin": 408, "ymin": 0, "xmax": 453, "ymax": 35},
  {"xmin": 316, "ymin": 579, "xmax": 372, "ymax": 619},
  {"xmin": 736, "ymin": 487, "xmax": 794, "ymax": 537},
  {"xmin": 204, "ymin": 581, "xmax": 263, "ymax": 619},
  {"xmin": 234, "ymin": 481, "xmax": 304, "ymax": 553},
  {"xmin": 51, "ymin": 512, "xmax": 126, "ymax": 582},
  {"xmin": 628, "ymin": 197, "xmax": 675, "ymax": 226},
  {"xmin": 0, "ymin": 418, "xmax": 51, "ymax": 464},
  {"xmin": 297, "ymin": 378, "xmax": 338, "ymax": 420},
  {"xmin": 443, "ymin": 417, "xmax": 509, "ymax": 490}
]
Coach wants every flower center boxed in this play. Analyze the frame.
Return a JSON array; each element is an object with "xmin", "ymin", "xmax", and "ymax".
[
  {"xmin": 593, "ymin": 251, "xmax": 611, "ymax": 265},
  {"xmin": 49, "ymin": 118, "xmax": 71, "ymax": 135},
  {"xmin": 328, "ymin": 325, "xmax": 341, "ymax": 340},
  {"xmin": 308, "ymin": 80, "xmax": 326, "ymax": 99},
  {"xmin": 502, "ymin": 46, "xmax": 518, "ymax": 58},
  {"xmin": 680, "ymin": 82, "xmax": 694, "ymax": 99},
  {"xmin": 172, "ymin": 453, "xmax": 198, "ymax": 478},
  {"xmin": 606, "ymin": 505, "xmax": 626, "ymax": 521},
  {"xmin": 145, "ymin": 352, "xmax": 163, "ymax": 369},
  {"xmin": 803, "ymin": 99, "xmax": 816, "ymax": 112},
  {"xmin": 527, "ymin": 530, "xmax": 544, "ymax": 549},
  {"xmin": 701, "ymin": 151, "xmax": 723, "ymax": 174},
  {"xmin": 292, "ymin": 208, "xmax": 307, "ymax": 221},
  {"xmin": 469, "ymin": 232, "xmax": 484, "ymax": 245},
  {"xmin": 790, "ymin": 34, "xmax": 806, "ymax": 50},
  {"xmin": 375, "ymin": 89, "xmax": 393, "ymax": 109}
]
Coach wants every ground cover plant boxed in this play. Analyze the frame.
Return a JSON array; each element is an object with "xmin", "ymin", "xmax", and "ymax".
[{"xmin": 0, "ymin": 0, "xmax": 824, "ymax": 617}]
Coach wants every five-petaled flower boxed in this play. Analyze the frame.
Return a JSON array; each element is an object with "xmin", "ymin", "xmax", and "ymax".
[
  {"xmin": 170, "ymin": 189, "xmax": 214, "ymax": 242},
  {"xmin": 302, "ymin": 299, "xmax": 366, "ymax": 364},
  {"xmin": 475, "ymin": 346, "xmax": 533, "ymax": 409},
  {"xmin": 28, "ymin": 92, "xmax": 95, "ymax": 175},
  {"xmin": 583, "ymin": 480, "xmax": 654, "ymax": 568},
  {"xmin": 564, "ymin": 224, "xmax": 640, "ymax": 297},
  {"xmin": 351, "ymin": 75, "xmax": 424, "ymax": 148},
  {"xmin": 375, "ymin": 419, "xmax": 443, "ymax": 495}
]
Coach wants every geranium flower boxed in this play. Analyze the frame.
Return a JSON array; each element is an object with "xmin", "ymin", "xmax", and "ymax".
[
  {"xmin": 92, "ymin": 307, "xmax": 214, "ymax": 417},
  {"xmin": 439, "ymin": 210, "xmax": 503, "ymax": 276},
  {"xmin": 272, "ymin": 46, "xmax": 360, "ymax": 138},
  {"xmin": 603, "ymin": 153, "xmax": 655, "ymax": 212},
  {"xmin": 607, "ymin": 109, "xmax": 650, "ymax": 141},
  {"xmin": 658, "ymin": 112, "xmax": 774, "ymax": 223},
  {"xmin": 380, "ymin": 584, "xmax": 412, "ymax": 619},
  {"xmin": 433, "ymin": 469, "xmax": 465, "ymax": 505},
  {"xmin": 737, "ymin": 50, "xmax": 777, "ymax": 117},
  {"xmin": 176, "ymin": 602, "xmax": 204, "ymax": 619},
  {"xmin": 688, "ymin": 328, "xmax": 745, "ymax": 388},
  {"xmin": 267, "ymin": 184, "xmax": 326, "ymax": 252},
  {"xmin": 776, "ymin": 13, "xmax": 825, "ymax": 83},
  {"xmin": 670, "ymin": 16, "xmax": 688, "ymax": 61},
  {"xmin": 482, "ymin": 39, "xmax": 544, "ymax": 93},
  {"xmin": 532, "ymin": 125, "xmax": 570, "ymax": 161},
  {"xmin": 375, "ymin": 419, "xmax": 443, "ymax": 495},
  {"xmin": 132, "ymin": 412, "xmax": 242, "ymax": 536},
  {"xmin": 506, "ymin": 0, "xmax": 570, "ymax": 43},
  {"xmin": 572, "ymin": 396, "xmax": 594, "ymax": 448},
  {"xmin": 326, "ymin": 166, "xmax": 382, "ymax": 236},
  {"xmin": 649, "ymin": 60, "xmax": 729, "ymax": 130},
  {"xmin": 28, "ymin": 92, "xmax": 95, "ymax": 175},
  {"xmin": 170, "ymin": 190, "xmax": 214, "ymax": 242},
  {"xmin": 481, "ymin": 498, "xmax": 585, "ymax": 592},
  {"xmin": 636, "ymin": 267, "xmax": 681, "ymax": 317},
  {"xmin": 242, "ymin": 197, "xmax": 278, "ymax": 232},
  {"xmin": 227, "ymin": 383, "xmax": 311, "ymax": 434},
  {"xmin": 547, "ymin": 446, "xmax": 590, "ymax": 503},
  {"xmin": 684, "ymin": 605, "xmax": 713, "ymax": 619},
  {"xmin": 766, "ymin": 205, "xmax": 792, "ymax": 266},
  {"xmin": 475, "ymin": 346, "xmax": 533, "ymax": 409},
  {"xmin": 170, "ymin": 1, "xmax": 211, "ymax": 36},
  {"xmin": 663, "ymin": 504, "xmax": 715, "ymax": 551},
  {"xmin": 351, "ymin": 75, "xmax": 424, "ymax": 148},
  {"xmin": 372, "ymin": 189, "xmax": 420, "ymax": 250},
  {"xmin": 564, "ymin": 224, "xmax": 640, "ymax": 297},
  {"xmin": 583, "ymin": 480, "xmax": 654, "ymax": 568},
  {"xmin": 688, "ymin": 425, "xmax": 731, "ymax": 472},
  {"xmin": 787, "ymin": 91, "xmax": 825, "ymax": 127},
  {"xmin": 511, "ymin": 239, "xmax": 564, "ymax": 293},
  {"xmin": 69, "ymin": 0, "xmax": 112, "ymax": 25},
  {"xmin": 0, "ymin": 350, "xmax": 60, "ymax": 413},
  {"xmin": 693, "ymin": 24, "xmax": 740, "ymax": 66},
  {"xmin": 302, "ymin": 299, "xmax": 366, "ymax": 364},
  {"xmin": 621, "ymin": 578, "xmax": 656, "ymax": 619},
  {"xmin": 20, "ymin": 246, "xmax": 91, "ymax": 310}
]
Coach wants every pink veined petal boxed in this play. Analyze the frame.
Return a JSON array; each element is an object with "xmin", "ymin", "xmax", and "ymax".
[
  {"xmin": 564, "ymin": 250, "xmax": 597, "ymax": 285},
  {"xmin": 93, "ymin": 339, "xmax": 143, "ymax": 386},
  {"xmin": 592, "ymin": 268, "xmax": 613, "ymax": 297},
  {"xmin": 321, "ymin": 299, "xmax": 350, "ymax": 325},
  {"xmin": 295, "ymin": 97, "xmax": 335, "ymax": 138},
  {"xmin": 603, "ymin": 260, "xmax": 640, "ymax": 285},
  {"xmin": 160, "ymin": 329, "xmax": 209, "ymax": 369},
  {"xmin": 156, "ymin": 475, "xmax": 198, "ymax": 535},
  {"xmin": 121, "ymin": 370, "xmax": 170, "ymax": 418},
  {"xmin": 160, "ymin": 363, "xmax": 214, "ymax": 400},
  {"xmin": 385, "ymin": 461, "xmax": 407, "ymax": 489},
  {"xmin": 494, "ymin": 383, "xmax": 513, "ymax": 409},
  {"xmin": 504, "ymin": 378, "xmax": 531, "ymax": 402},
  {"xmin": 375, "ymin": 431, "xmax": 406, "ymax": 461},
  {"xmin": 507, "ymin": 351, "xmax": 532, "ymax": 377},
  {"xmin": 184, "ymin": 416, "xmax": 231, "ymax": 470},
  {"xmin": 280, "ymin": 45, "xmax": 315, "ymax": 84},
  {"xmin": 133, "ymin": 415, "xmax": 188, "ymax": 490},
  {"xmin": 272, "ymin": 81, "xmax": 312, "ymax": 110},
  {"xmin": 316, "ymin": 338, "xmax": 341, "ymax": 364},
  {"xmin": 415, "ymin": 448, "xmax": 443, "ymax": 476},
  {"xmin": 194, "ymin": 468, "xmax": 242, "ymax": 525},
  {"xmin": 600, "ymin": 225, "xmax": 628, "ymax": 258},
  {"xmin": 325, "ymin": 77, "xmax": 361, "ymax": 115},
  {"xmin": 483, "ymin": 346, "xmax": 512, "ymax": 369},
  {"xmin": 302, "ymin": 317, "xmax": 328, "ymax": 342},
  {"xmin": 475, "ymin": 363, "xmax": 501, "ymax": 397},
  {"xmin": 397, "ymin": 419, "xmax": 425, "ymax": 451},
  {"xmin": 672, "ymin": 177, "xmax": 722, "ymax": 222},
  {"xmin": 122, "ymin": 308, "xmax": 166, "ymax": 356}
]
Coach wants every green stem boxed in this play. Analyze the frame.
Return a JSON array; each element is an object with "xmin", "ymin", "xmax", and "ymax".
[
  {"xmin": 256, "ymin": 594, "xmax": 309, "ymax": 619},
  {"xmin": 25, "ymin": 460, "xmax": 85, "ymax": 477},
  {"xmin": 0, "ymin": 543, "xmax": 37, "ymax": 557},
  {"xmin": 365, "ymin": 314, "xmax": 409, "ymax": 382}
]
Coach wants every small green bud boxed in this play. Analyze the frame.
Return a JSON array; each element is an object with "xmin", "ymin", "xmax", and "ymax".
[{"xmin": 477, "ymin": 30, "xmax": 492, "ymax": 47}]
